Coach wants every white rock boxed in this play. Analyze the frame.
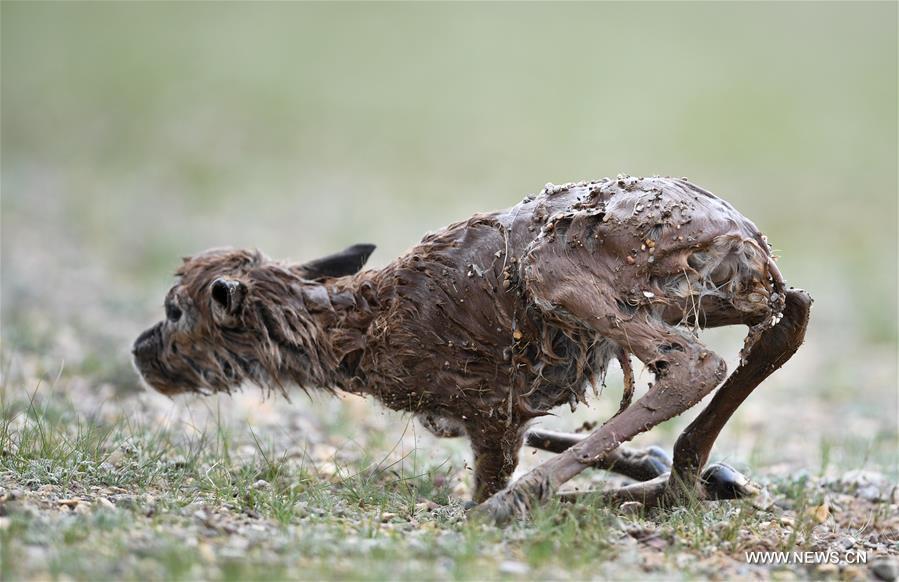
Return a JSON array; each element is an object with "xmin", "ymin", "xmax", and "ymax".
[{"xmin": 499, "ymin": 560, "xmax": 530, "ymax": 576}]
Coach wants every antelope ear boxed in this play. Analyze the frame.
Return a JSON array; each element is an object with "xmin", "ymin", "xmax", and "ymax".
[{"xmin": 299, "ymin": 244, "xmax": 376, "ymax": 280}]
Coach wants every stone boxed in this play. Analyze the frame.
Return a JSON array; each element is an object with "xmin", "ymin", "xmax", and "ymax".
[
  {"xmin": 498, "ymin": 561, "xmax": 530, "ymax": 576},
  {"xmin": 872, "ymin": 560, "xmax": 898, "ymax": 582}
]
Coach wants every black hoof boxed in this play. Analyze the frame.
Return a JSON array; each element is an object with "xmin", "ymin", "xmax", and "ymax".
[
  {"xmin": 621, "ymin": 446, "xmax": 672, "ymax": 481},
  {"xmin": 701, "ymin": 462, "xmax": 758, "ymax": 500},
  {"xmin": 646, "ymin": 446, "xmax": 673, "ymax": 471}
]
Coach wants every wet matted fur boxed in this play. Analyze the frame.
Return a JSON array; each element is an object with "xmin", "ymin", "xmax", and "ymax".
[{"xmin": 133, "ymin": 176, "xmax": 810, "ymax": 520}]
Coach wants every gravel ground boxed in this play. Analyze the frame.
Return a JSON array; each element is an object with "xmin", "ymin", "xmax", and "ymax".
[{"xmin": 1, "ymin": 356, "xmax": 897, "ymax": 581}]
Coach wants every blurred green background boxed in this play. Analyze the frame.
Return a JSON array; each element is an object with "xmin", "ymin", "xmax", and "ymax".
[{"xmin": 2, "ymin": 3, "xmax": 896, "ymax": 470}]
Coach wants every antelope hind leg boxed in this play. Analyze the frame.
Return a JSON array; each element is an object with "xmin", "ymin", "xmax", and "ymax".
[
  {"xmin": 559, "ymin": 288, "xmax": 812, "ymax": 509},
  {"xmin": 668, "ymin": 288, "xmax": 813, "ymax": 500},
  {"xmin": 525, "ymin": 429, "xmax": 672, "ymax": 482},
  {"xmin": 471, "ymin": 310, "xmax": 728, "ymax": 525},
  {"xmin": 558, "ymin": 462, "xmax": 758, "ymax": 508}
]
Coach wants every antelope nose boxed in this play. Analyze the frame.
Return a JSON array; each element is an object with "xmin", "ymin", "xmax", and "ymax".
[{"xmin": 132, "ymin": 323, "xmax": 162, "ymax": 356}]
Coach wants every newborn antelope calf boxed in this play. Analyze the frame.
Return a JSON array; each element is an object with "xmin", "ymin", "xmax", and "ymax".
[{"xmin": 133, "ymin": 176, "xmax": 811, "ymax": 523}]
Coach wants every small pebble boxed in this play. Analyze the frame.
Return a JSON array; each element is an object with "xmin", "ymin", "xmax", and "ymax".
[
  {"xmin": 619, "ymin": 501, "xmax": 643, "ymax": 515},
  {"xmin": 499, "ymin": 560, "xmax": 530, "ymax": 576},
  {"xmin": 96, "ymin": 497, "xmax": 116, "ymax": 510},
  {"xmin": 872, "ymin": 560, "xmax": 899, "ymax": 582}
]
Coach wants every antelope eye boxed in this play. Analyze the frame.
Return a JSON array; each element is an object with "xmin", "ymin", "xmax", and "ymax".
[{"xmin": 166, "ymin": 302, "xmax": 183, "ymax": 322}]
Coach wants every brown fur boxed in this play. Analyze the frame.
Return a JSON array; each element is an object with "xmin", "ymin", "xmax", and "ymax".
[{"xmin": 133, "ymin": 176, "xmax": 793, "ymax": 506}]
